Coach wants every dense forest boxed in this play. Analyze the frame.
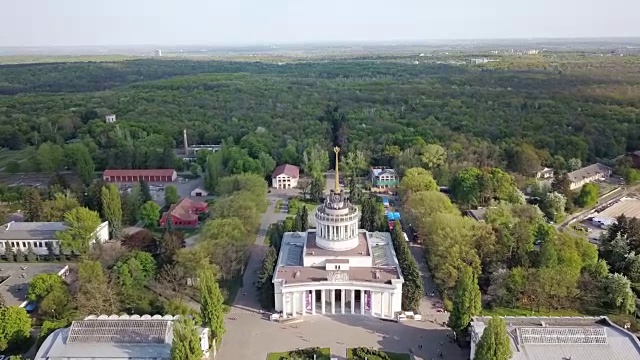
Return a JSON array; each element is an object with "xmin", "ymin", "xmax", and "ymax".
[{"xmin": 0, "ymin": 54, "xmax": 639, "ymax": 178}]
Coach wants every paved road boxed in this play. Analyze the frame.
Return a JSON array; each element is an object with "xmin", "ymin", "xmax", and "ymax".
[{"xmin": 226, "ymin": 189, "xmax": 296, "ymax": 312}]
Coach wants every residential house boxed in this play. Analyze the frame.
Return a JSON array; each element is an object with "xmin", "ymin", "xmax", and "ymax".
[
  {"xmin": 159, "ymin": 198, "xmax": 208, "ymax": 228},
  {"xmin": 535, "ymin": 167, "xmax": 554, "ymax": 179},
  {"xmin": 370, "ymin": 167, "xmax": 399, "ymax": 189},
  {"xmin": 0, "ymin": 221, "xmax": 109, "ymax": 255},
  {"xmin": 103, "ymin": 169, "xmax": 177, "ymax": 183},
  {"xmin": 568, "ymin": 163, "xmax": 612, "ymax": 190},
  {"xmin": 271, "ymin": 164, "xmax": 300, "ymax": 189},
  {"xmin": 35, "ymin": 314, "xmax": 212, "ymax": 360}
]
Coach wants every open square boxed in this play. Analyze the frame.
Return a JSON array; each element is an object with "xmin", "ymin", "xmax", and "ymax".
[
  {"xmin": 217, "ymin": 312, "xmax": 466, "ymax": 360},
  {"xmin": 0, "ymin": 262, "xmax": 68, "ymax": 306}
]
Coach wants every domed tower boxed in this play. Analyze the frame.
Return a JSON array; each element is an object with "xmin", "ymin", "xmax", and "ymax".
[{"xmin": 314, "ymin": 147, "xmax": 361, "ymax": 251}]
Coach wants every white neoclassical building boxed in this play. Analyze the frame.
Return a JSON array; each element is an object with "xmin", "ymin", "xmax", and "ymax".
[{"xmin": 273, "ymin": 150, "xmax": 404, "ymax": 319}]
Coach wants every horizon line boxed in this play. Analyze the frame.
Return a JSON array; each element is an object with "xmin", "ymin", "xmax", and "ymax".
[{"xmin": 2, "ymin": 36, "xmax": 640, "ymax": 49}]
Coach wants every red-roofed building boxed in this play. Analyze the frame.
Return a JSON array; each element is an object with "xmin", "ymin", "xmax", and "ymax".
[
  {"xmin": 271, "ymin": 164, "xmax": 300, "ymax": 189},
  {"xmin": 159, "ymin": 198, "xmax": 208, "ymax": 228},
  {"xmin": 103, "ymin": 169, "xmax": 177, "ymax": 183}
]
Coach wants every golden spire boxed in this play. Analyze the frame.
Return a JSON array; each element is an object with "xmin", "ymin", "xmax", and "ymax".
[{"xmin": 334, "ymin": 146, "xmax": 341, "ymax": 192}]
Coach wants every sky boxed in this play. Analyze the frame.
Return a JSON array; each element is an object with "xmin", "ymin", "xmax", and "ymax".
[{"xmin": 1, "ymin": 0, "xmax": 639, "ymax": 47}]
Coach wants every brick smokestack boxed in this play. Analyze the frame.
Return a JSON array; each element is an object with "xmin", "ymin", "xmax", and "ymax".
[{"xmin": 183, "ymin": 129, "xmax": 189, "ymax": 154}]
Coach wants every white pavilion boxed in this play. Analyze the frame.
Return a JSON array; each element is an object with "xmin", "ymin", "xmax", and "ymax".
[{"xmin": 273, "ymin": 148, "xmax": 404, "ymax": 318}]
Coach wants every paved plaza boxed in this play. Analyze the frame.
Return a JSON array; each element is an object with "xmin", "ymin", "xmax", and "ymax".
[
  {"xmin": 0, "ymin": 262, "xmax": 68, "ymax": 306},
  {"xmin": 218, "ymin": 312, "xmax": 466, "ymax": 360}
]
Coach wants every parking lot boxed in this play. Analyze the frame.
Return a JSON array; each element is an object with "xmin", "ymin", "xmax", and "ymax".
[
  {"xmin": 117, "ymin": 176, "xmax": 206, "ymax": 207},
  {"xmin": 0, "ymin": 263, "xmax": 68, "ymax": 306}
]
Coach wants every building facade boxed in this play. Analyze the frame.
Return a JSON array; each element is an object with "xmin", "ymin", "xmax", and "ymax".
[
  {"xmin": 272, "ymin": 164, "xmax": 300, "ymax": 189},
  {"xmin": 103, "ymin": 169, "xmax": 177, "ymax": 183},
  {"xmin": 370, "ymin": 167, "xmax": 399, "ymax": 189},
  {"xmin": 0, "ymin": 221, "xmax": 109, "ymax": 255},
  {"xmin": 159, "ymin": 198, "xmax": 208, "ymax": 228},
  {"xmin": 568, "ymin": 163, "xmax": 613, "ymax": 190},
  {"xmin": 273, "ymin": 150, "xmax": 403, "ymax": 319},
  {"xmin": 35, "ymin": 314, "xmax": 211, "ymax": 360}
]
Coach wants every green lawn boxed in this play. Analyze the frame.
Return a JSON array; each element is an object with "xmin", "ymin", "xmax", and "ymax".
[
  {"xmin": 482, "ymin": 307, "xmax": 584, "ymax": 317},
  {"xmin": 0, "ymin": 149, "xmax": 27, "ymax": 171},
  {"xmin": 266, "ymin": 347, "xmax": 331, "ymax": 360},
  {"xmin": 346, "ymin": 349, "xmax": 410, "ymax": 360}
]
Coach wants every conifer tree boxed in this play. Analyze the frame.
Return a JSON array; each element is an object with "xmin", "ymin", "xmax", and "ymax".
[
  {"xmin": 170, "ymin": 316, "xmax": 203, "ymax": 360},
  {"xmin": 199, "ymin": 267, "xmax": 225, "ymax": 341},
  {"xmin": 474, "ymin": 317, "xmax": 512, "ymax": 360},
  {"xmin": 24, "ymin": 188, "xmax": 43, "ymax": 222},
  {"xmin": 449, "ymin": 265, "xmax": 482, "ymax": 333}
]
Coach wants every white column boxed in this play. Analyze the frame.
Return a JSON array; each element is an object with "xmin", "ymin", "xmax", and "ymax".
[
  {"xmin": 301, "ymin": 291, "xmax": 306, "ymax": 316},
  {"xmin": 282, "ymin": 293, "xmax": 287, "ymax": 318},
  {"xmin": 360, "ymin": 290, "xmax": 365, "ymax": 315},
  {"xmin": 371, "ymin": 291, "xmax": 376, "ymax": 316},
  {"xmin": 380, "ymin": 292, "xmax": 386, "ymax": 318},
  {"xmin": 312, "ymin": 290, "xmax": 316, "ymax": 315},
  {"xmin": 331, "ymin": 289, "xmax": 336, "ymax": 314},
  {"xmin": 341, "ymin": 289, "xmax": 345, "ymax": 314},
  {"xmin": 292, "ymin": 292, "xmax": 297, "ymax": 317},
  {"xmin": 351, "ymin": 289, "xmax": 355, "ymax": 314},
  {"xmin": 389, "ymin": 292, "xmax": 394, "ymax": 318},
  {"xmin": 321, "ymin": 289, "xmax": 326, "ymax": 314}
]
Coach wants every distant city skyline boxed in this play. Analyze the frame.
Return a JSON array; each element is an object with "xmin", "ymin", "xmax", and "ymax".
[{"xmin": 1, "ymin": 0, "xmax": 639, "ymax": 47}]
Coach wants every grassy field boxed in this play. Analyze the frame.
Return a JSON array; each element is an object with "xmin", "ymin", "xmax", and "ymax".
[
  {"xmin": 0, "ymin": 149, "xmax": 27, "ymax": 171},
  {"xmin": 346, "ymin": 348, "xmax": 410, "ymax": 360},
  {"xmin": 266, "ymin": 348, "xmax": 331, "ymax": 360},
  {"xmin": 481, "ymin": 307, "xmax": 584, "ymax": 317}
]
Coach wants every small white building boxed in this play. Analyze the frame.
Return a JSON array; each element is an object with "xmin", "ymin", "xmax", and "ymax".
[
  {"xmin": 273, "ymin": 187, "xmax": 404, "ymax": 319},
  {"xmin": 271, "ymin": 164, "xmax": 300, "ymax": 189},
  {"xmin": 568, "ymin": 163, "xmax": 613, "ymax": 190},
  {"xmin": 105, "ymin": 114, "xmax": 116, "ymax": 123},
  {"xmin": 190, "ymin": 187, "xmax": 209, "ymax": 197},
  {"xmin": 0, "ymin": 221, "xmax": 109, "ymax": 255}
]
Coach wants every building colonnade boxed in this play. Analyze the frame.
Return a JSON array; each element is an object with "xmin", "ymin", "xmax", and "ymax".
[{"xmin": 280, "ymin": 288, "xmax": 394, "ymax": 319}]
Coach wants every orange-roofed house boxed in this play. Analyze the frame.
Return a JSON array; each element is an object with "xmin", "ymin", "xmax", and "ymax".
[
  {"xmin": 159, "ymin": 198, "xmax": 208, "ymax": 228},
  {"xmin": 103, "ymin": 169, "xmax": 177, "ymax": 183}
]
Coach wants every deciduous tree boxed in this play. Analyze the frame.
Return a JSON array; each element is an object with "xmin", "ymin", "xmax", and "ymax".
[
  {"xmin": 164, "ymin": 185, "xmax": 180, "ymax": 205},
  {"xmin": 122, "ymin": 229, "xmax": 158, "ymax": 253},
  {"xmin": 575, "ymin": 183, "xmax": 598, "ymax": 208},
  {"xmin": 0, "ymin": 306, "xmax": 31, "ymax": 352},
  {"xmin": 398, "ymin": 167, "xmax": 438, "ymax": 200},
  {"xmin": 27, "ymin": 273, "xmax": 64, "ymax": 302},
  {"xmin": 606, "ymin": 273, "xmax": 636, "ymax": 314},
  {"xmin": 139, "ymin": 201, "xmax": 161, "ymax": 228},
  {"xmin": 56, "ymin": 207, "xmax": 102, "ymax": 255}
]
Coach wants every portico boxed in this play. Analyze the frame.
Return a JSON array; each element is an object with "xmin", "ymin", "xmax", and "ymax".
[{"xmin": 280, "ymin": 288, "xmax": 397, "ymax": 318}]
